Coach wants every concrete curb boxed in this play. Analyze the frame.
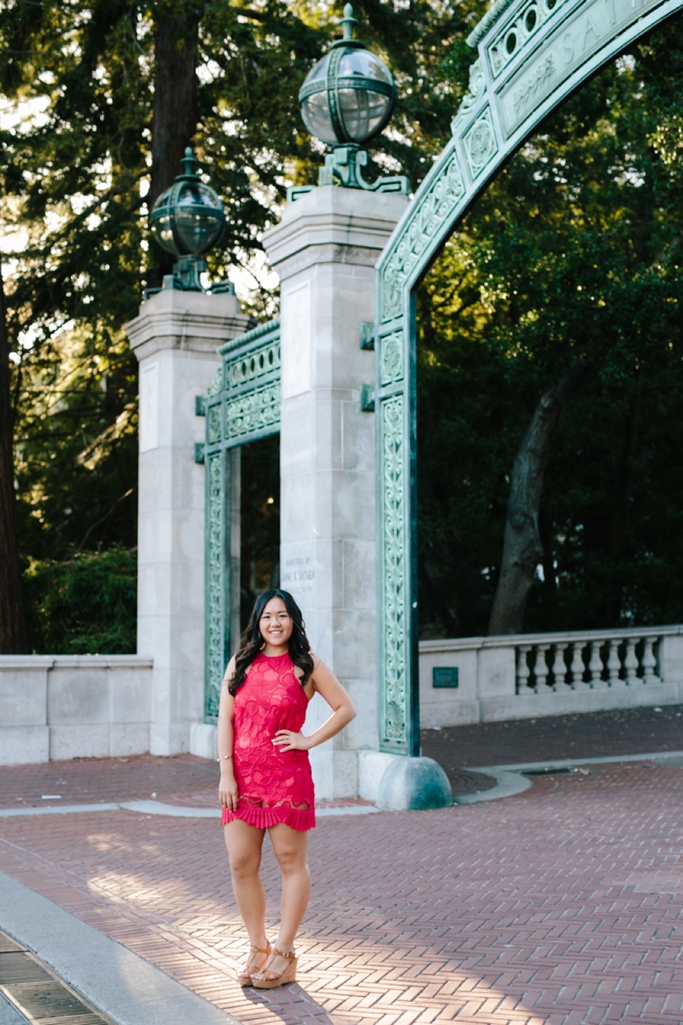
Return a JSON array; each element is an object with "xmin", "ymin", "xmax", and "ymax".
[
  {"xmin": 453, "ymin": 768, "xmax": 532, "ymax": 804},
  {"xmin": 454, "ymin": 749, "xmax": 683, "ymax": 805},
  {"xmin": 0, "ymin": 873, "xmax": 244, "ymax": 1025},
  {"xmin": 472, "ymin": 748, "xmax": 683, "ymax": 773}
]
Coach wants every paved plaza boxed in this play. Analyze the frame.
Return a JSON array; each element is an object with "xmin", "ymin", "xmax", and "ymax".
[{"xmin": 2, "ymin": 708, "xmax": 683, "ymax": 1025}]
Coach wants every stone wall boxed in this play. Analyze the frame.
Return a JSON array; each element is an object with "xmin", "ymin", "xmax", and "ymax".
[
  {"xmin": 0, "ymin": 656, "xmax": 153, "ymax": 765},
  {"xmin": 419, "ymin": 626, "xmax": 683, "ymax": 727}
]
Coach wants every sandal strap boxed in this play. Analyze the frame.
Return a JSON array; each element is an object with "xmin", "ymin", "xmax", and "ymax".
[
  {"xmin": 250, "ymin": 944, "xmax": 270, "ymax": 955},
  {"xmin": 256, "ymin": 948, "xmax": 297, "ymax": 980}
]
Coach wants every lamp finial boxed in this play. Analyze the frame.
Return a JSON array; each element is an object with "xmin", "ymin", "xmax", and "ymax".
[
  {"xmin": 340, "ymin": 4, "xmax": 357, "ymax": 41},
  {"xmin": 179, "ymin": 147, "xmax": 199, "ymax": 180}
]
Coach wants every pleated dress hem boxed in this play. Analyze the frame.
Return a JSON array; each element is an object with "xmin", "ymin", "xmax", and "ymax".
[{"xmin": 221, "ymin": 803, "xmax": 316, "ymax": 831}]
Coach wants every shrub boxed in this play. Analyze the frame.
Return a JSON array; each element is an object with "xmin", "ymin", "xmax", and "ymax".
[{"xmin": 25, "ymin": 546, "xmax": 137, "ymax": 654}]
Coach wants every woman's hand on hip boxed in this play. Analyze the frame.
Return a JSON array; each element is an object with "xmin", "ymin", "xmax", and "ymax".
[
  {"xmin": 219, "ymin": 772, "xmax": 240, "ymax": 811},
  {"xmin": 272, "ymin": 730, "xmax": 311, "ymax": 751}
]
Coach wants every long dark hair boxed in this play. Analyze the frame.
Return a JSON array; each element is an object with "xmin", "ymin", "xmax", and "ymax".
[{"xmin": 228, "ymin": 589, "xmax": 314, "ymax": 695}]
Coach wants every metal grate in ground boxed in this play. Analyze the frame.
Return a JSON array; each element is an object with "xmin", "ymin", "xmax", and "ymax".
[{"xmin": 0, "ymin": 933, "xmax": 114, "ymax": 1025}]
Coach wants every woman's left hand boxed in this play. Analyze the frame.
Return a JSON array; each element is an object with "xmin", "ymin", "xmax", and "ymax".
[{"xmin": 272, "ymin": 730, "xmax": 311, "ymax": 751}]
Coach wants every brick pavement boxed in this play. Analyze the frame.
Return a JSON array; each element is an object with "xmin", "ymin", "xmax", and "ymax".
[
  {"xmin": 421, "ymin": 703, "xmax": 683, "ymax": 771},
  {"xmin": 0, "ymin": 753, "xmax": 496, "ymax": 807},
  {"xmin": 0, "ymin": 754, "xmax": 219, "ymax": 811},
  {"xmin": 3, "ymin": 759, "xmax": 683, "ymax": 1024}
]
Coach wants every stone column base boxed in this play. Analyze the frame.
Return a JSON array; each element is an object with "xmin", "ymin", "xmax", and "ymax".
[
  {"xmin": 308, "ymin": 748, "xmax": 359, "ymax": 801},
  {"xmin": 375, "ymin": 756, "xmax": 453, "ymax": 811},
  {"xmin": 189, "ymin": 722, "xmax": 218, "ymax": 761}
]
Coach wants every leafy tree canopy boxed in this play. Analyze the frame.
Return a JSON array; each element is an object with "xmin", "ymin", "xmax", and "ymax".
[{"xmin": 0, "ymin": 0, "xmax": 476, "ymax": 651}]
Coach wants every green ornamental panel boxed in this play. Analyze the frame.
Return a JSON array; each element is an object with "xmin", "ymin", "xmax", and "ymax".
[
  {"xmin": 375, "ymin": 0, "xmax": 683, "ymax": 755},
  {"xmin": 203, "ymin": 319, "xmax": 281, "ymax": 721}
]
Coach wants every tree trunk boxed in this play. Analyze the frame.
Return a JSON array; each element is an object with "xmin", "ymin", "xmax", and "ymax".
[
  {"xmin": 488, "ymin": 360, "xmax": 589, "ymax": 635},
  {"xmin": 0, "ymin": 259, "xmax": 29, "ymax": 653},
  {"xmin": 146, "ymin": 1, "xmax": 200, "ymax": 291}
]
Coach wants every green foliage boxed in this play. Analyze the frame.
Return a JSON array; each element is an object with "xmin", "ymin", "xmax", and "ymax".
[
  {"xmin": 25, "ymin": 545, "xmax": 137, "ymax": 653},
  {"xmin": 0, "ymin": 1, "xmax": 473, "ymax": 651},
  {"xmin": 15, "ymin": 328, "xmax": 138, "ymax": 561},
  {"xmin": 418, "ymin": 18, "xmax": 683, "ymax": 638}
]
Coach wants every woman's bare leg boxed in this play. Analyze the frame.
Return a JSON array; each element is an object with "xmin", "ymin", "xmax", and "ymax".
[
  {"xmin": 268, "ymin": 823, "xmax": 311, "ymax": 952},
  {"xmin": 224, "ymin": 820, "xmax": 268, "ymax": 948}
]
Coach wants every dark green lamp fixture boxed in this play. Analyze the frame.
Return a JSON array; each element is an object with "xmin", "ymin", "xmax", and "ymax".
[
  {"xmin": 293, "ymin": 4, "xmax": 409, "ymax": 198},
  {"xmin": 149, "ymin": 148, "xmax": 231, "ymax": 293}
]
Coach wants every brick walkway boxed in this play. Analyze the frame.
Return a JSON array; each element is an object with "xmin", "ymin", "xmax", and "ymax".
[
  {"xmin": 3, "ymin": 743, "xmax": 683, "ymax": 1023},
  {"xmin": 0, "ymin": 754, "xmax": 218, "ymax": 810},
  {"xmin": 421, "ymin": 703, "xmax": 683, "ymax": 771}
]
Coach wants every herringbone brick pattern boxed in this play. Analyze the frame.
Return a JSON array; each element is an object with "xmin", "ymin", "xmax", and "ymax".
[
  {"xmin": 2, "ymin": 760, "xmax": 683, "ymax": 1023},
  {"xmin": 0, "ymin": 754, "xmax": 220, "ymax": 810},
  {"xmin": 421, "ymin": 703, "xmax": 683, "ymax": 768}
]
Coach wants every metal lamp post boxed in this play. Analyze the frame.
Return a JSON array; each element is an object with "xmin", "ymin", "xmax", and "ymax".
[
  {"xmin": 293, "ymin": 4, "xmax": 409, "ymax": 197},
  {"xmin": 150, "ymin": 148, "xmax": 230, "ymax": 293}
]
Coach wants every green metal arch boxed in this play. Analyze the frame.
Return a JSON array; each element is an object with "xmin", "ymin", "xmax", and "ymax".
[{"xmin": 374, "ymin": 0, "xmax": 683, "ymax": 755}]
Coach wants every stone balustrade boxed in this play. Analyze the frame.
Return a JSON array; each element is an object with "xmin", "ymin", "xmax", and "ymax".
[
  {"xmin": 419, "ymin": 625, "xmax": 683, "ymax": 728},
  {"xmin": 516, "ymin": 629, "xmax": 662, "ymax": 694}
]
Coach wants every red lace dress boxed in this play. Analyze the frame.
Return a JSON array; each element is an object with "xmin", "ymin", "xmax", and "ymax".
[{"xmin": 221, "ymin": 652, "xmax": 315, "ymax": 831}]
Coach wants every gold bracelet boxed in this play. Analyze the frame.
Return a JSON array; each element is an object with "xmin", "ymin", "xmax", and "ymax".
[{"xmin": 216, "ymin": 754, "xmax": 233, "ymax": 762}]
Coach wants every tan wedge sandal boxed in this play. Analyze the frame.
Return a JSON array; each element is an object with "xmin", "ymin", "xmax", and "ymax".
[
  {"xmin": 237, "ymin": 943, "xmax": 271, "ymax": 987},
  {"xmin": 251, "ymin": 947, "xmax": 297, "ymax": 989}
]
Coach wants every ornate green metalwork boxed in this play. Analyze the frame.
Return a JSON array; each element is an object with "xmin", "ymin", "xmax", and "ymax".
[
  {"xmin": 379, "ymin": 394, "xmax": 408, "ymax": 749},
  {"xmin": 380, "ymin": 331, "xmax": 404, "ymax": 386},
  {"xmin": 225, "ymin": 384, "xmax": 280, "ymax": 443},
  {"xmin": 380, "ymin": 152, "xmax": 465, "ymax": 323},
  {"xmin": 203, "ymin": 319, "xmax": 281, "ymax": 721},
  {"xmin": 374, "ymin": 0, "xmax": 683, "ymax": 754},
  {"xmin": 204, "ymin": 450, "xmax": 225, "ymax": 720}
]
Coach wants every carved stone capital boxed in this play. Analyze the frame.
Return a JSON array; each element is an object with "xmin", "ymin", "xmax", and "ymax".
[{"xmin": 125, "ymin": 289, "xmax": 251, "ymax": 361}]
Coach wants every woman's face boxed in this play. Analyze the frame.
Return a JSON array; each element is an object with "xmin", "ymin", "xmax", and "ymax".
[{"xmin": 259, "ymin": 596, "xmax": 294, "ymax": 649}]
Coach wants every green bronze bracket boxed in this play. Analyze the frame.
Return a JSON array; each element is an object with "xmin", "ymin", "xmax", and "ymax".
[
  {"xmin": 286, "ymin": 150, "xmax": 409, "ymax": 202},
  {"xmin": 359, "ymin": 322, "xmax": 375, "ymax": 350},
  {"xmin": 318, "ymin": 146, "xmax": 409, "ymax": 194},
  {"xmin": 360, "ymin": 384, "xmax": 375, "ymax": 412}
]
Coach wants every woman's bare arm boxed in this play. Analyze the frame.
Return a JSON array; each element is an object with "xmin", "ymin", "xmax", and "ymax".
[{"xmin": 217, "ymin": 656, "xmax": 239, "ymax": 810}]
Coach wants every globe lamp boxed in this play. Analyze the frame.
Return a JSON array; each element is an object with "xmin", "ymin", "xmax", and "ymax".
[
  {"xmin": 150, "ymin": 148, "xmax": 227, "ymax": 292},
  {"xmin": 293, "ymin": 5, "xmax": 408, "ymax": 196}
]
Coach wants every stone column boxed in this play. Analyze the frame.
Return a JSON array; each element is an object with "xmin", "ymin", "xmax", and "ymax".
[
  {"xmin": 263, "ymin": 186, "xmax": 408, "ymax": 798},
  {"xmin": 125, "ymin": 289, "xmax": 250, "ymax": 755}
]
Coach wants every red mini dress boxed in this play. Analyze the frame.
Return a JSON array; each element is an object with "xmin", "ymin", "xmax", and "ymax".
[{"xmin": 221, "ymin": 652, "xmax": 316, "ymax": 831}]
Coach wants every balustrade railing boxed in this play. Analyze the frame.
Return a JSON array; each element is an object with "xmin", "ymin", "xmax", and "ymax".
[{"xmin": 516, "ymin": 629, "xmax": 662, "ymax": 694}]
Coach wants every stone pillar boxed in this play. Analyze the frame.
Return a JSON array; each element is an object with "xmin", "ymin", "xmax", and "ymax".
[
  {"xmin": 262, "ymin": 186, "xmax": 408, "ymax": 798},
  {"xmin": 125, "ymin": 289, "xmax": 250, "ymax": 754}
]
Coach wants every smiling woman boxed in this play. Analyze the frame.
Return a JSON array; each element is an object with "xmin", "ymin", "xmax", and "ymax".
[{"xmin": 216, "ymin": 588, "xmax": 356, "ymax": 990}]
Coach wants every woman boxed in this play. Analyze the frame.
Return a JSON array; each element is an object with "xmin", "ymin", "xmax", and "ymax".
[{"xmin": 217, "ymin": 588, "xmax": 356, "ymax": 989}]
